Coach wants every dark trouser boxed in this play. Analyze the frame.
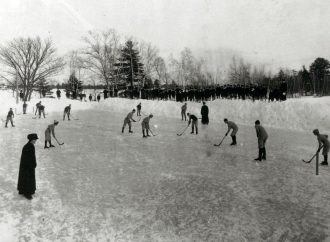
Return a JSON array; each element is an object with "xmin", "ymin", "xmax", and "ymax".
[
  {"xmin": 191, "ymin": 120, "xmax": 198, "ymax": 134},
  {"xmin": 137, "ymin": 109, "xmax": 141, "ymax": 116},
  {"xmin": 5, "ymin": 116, "xmax": 14, "ymax": 127},
  {"xmin": 181, "ymin": 111, "xmax": 186, "ymax": 121}
]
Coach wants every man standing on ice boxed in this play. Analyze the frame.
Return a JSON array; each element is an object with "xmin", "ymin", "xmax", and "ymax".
[
  {"xmin": 201, "ymin": 101, "xmax": 209, "ymax": 125},
  {"xmin": 44, "ymin": 120, "xmax": 59, "ymax": 148},
  {"xmin": 35, "ymin": 101, "xmax": 41, "ymax": 115},
  {"xmin": 137, "ymin": 102, "xmax": 142, "ymax": 116},
  {"xmin": 187, "ymin": 113, "xmax": 198, "ymax": 134},
  {"xmin": 224, "ymin": 119, "xmax": 238, "ymax": 145},
  {"xmin": 38, "ymin": 104, "xmax": 46, "ymax": 118},
  {"xmin": 17, "ymin": 133, "xmax": 38, "ymax": 200},
  {"xmin": 122, "ymin": 109, "xmax": 136, "ymax": 133},
  {"xmin": 5, "ymin": 108, "xmax": 15, "ymax": 128},
  {"xmin": 254, "ymin": 120, "xmax": 268, "ymax": 161},
  {"xmin": 181, "ymin": 103, "xmax": 187, "ymax": 121},
  {"xmin": 63, "ymin": 104, "xmax": 71, "ymax": 121},
  {"xmin": 142, "ymin": 114, "xmax": 153, "ymax": 137},
  {"xmin": 313, "ymin": 129, "xmax": 329, "ymax": 166}
]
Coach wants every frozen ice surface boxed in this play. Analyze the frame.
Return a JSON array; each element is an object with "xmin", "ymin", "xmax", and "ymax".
[{"xmin": 0, "ymin": 91, "xmax": 329, "ymax": 241}]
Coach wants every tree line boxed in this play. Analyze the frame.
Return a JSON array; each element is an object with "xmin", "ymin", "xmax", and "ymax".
[{"xmin": 0, "ymin": 29, "xmax": 329, "ymax": 101}]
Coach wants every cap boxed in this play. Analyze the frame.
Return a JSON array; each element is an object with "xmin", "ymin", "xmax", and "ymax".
[
  {"xmin": 54, "ymin": 120, "xmax": 59, "ymax": 124},
  {"xmin": 149, "ymin": 114, "xmax": 153, "ymax": 118},
  {"xmin": 313, "ymin": 129, "xmax": 319, "ymax": 135},
  {"xmin": 27, "ymin": 133, "xmax": 38, "ymax": 141},
  {"xmin": 255, "ymin": 120, "xmax": 260, "ymax": 125}
]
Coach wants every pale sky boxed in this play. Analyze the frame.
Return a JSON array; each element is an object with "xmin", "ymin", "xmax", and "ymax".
[{"xmin": 0, "ymin": 0, "xmax": 329, "ymax": 71}]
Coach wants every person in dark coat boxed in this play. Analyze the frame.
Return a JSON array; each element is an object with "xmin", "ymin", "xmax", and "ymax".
[
  {"xmin": 254, "ymin": 120, "xmax": 268, "ymax": 161},
  {"xmin": 17, "ymin": 133, "xmax": 38, "ymax": 200},
  {"xmin": 201, "ymin": 101, "xmax": 209, "ymax": 125}
]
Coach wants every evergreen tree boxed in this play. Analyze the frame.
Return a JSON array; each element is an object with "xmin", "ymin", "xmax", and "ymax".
[
  {"xmin": 310, "ymin": 57, "xmax": 330, "ymax": 95},
  {"xmin": 66, "ymin": 72, "xmax": 83, "ymax": 99},
  {"xmin": 116, "ymin": 40, "xmax": 144, "ymax": 98},
  {"xmin": 35, "ymin": 78, "xmax": 52, "ymax": 98}
]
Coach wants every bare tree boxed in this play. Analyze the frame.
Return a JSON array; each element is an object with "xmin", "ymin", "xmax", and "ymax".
[
  {"xmin": 228, "ymin": 56, "xmax": 251, "ymax": 85},
  {"xmin": 154, "ymin": 56, "xmax": 168, "ymax": 87},
  {"xmin": 81, "ymin": 29, "xmax": 121, "ymax": 91},
  {"xmin": 138, "ymin": 41, "xmax": 159, "ymax": 86},
  {"xmin": 0, "ymin": 37, "xmax": 65, "ymax": 101}
]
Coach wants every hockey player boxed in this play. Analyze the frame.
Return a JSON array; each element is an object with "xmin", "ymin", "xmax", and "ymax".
[
  {"xmin": 38, "ymin": 104, "xmax": 46, "ymax": 118},
  {"xmin": 35, "ymin": 101, "xmax": 41, "ymax": 115},
  {"xmin": 63, "ymin": 104, "xmax": 71, "ymax": 121},
  {"xmin": 313, "ymin": 129, "xmax": 329, "ymax": 166},
  {"xmin": 5, "ymin": 108, "xmax": 15, "ymax": 128},
  {"xmin": 201, "ymin": 101, "xmax": 209, "ymax": 125},
  {"xmin": 122, "ymin": 109, "xmax": 136, "ymax": 133},
  {"xmin": 97, "ymin": 93, "xmax": 101, "ymax": 102},
  {"xmin": 181, "ymin": 103, "xmax": 187, "ymax": 121},
  {"xmin": 224, "ymin": 118, "xmax": 238, "ymax": 145},
  {"xmin": 142, "ymin": 114, "xmax": 153, "ymax": 137},
  {"xmin": 254, "ymin": 120, "xmax": 268, "ymax": 161},
  {"xmin": 187, "ymin": 113, "xmax": 198, "ymax": 134},
  {"xmin": 44, "ymin": 120, "xmax": 59, "ymax": 148},
  {"xmin": 137, "ymin": 103, "xmax": 142, "ymax": 116},
  {"xmin": 89, "ymin": 94, "xmax": 92, "ymax": 102}
]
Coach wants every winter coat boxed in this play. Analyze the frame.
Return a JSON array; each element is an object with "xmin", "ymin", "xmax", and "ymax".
[
  {"xmin": 17, "ymin": 142, "xmax": 37, "ymax": 195},
  {"xmin": 201, "ymin": 105, "xmax": 209, "ymax": 124},
  {"xmin": 317, "ymin": 134, "xmax": 330, "ymax": 155}
]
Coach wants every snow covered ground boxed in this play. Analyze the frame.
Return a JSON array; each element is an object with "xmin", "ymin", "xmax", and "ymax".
[{"xmin": 0, "ymin": 90, "xmax": 329, "ymax": 241}]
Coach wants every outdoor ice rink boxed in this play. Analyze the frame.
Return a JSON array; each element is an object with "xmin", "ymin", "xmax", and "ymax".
[{"xmin": 0, "ymin": 96, "xmax": 329, "ymax": 241}]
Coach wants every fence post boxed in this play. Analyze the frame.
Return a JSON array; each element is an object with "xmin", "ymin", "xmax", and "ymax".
[{"xmin": 316, "ymin": 151, "xmax": 319, "ymax": 175}]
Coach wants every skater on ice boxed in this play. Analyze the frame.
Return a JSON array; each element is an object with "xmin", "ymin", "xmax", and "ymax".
[
  {"xmin": 224, "ymin": 119, "xmax": 238, "ymax": 145},
  {"xmin": 5, "ymin": 108, "xmax": 15, "ymax": 128},
  {"xmin": 142, "ymin": 114, "xmax": 153, "ymax": 138},
  {"xmin": 38, "ymin": 103, "xmax": 46, "ymax": 118},
  {"xmin": 17, "ymin": 133, "xmax": 38, "ymax": 200},
  {"xmin": 35, "ymin": 101, "xmax": 41, "ymax": 115},
  {"xmin": 137, "ymin": 102, "xmax": 142, "ymax": 116},
  {"xmin": 181, "ymin": 103, "xmax": 187, "ymax": 121},
  {"xmin": 63, "ymin": 104, "xmax": 71, "ymax": 121},
  {"xmin": 254, "ymin": 120, "xmax": 268, "ymax": 161},
  {"xmin": 313, "ymin": 129, "xmax": 329, "ymax": 166},
  {"xmin": 187, "ymin": 113, "xmax": 198, "ymax": 135},
  {"xmin": 44, "ymin": 120, "xmax": 59, "ymax": 148},
  {"xmin": 122, "ymin": 109, "xmax": 136, "ymax": 133},
  {"xmin": 201, "ymin": 101, "xmax": 209, "ymax": 125}
]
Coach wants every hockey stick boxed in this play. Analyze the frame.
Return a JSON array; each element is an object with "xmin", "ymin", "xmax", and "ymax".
[
  {"xmin": 148, "ymin": 129, "xmax": 157, "ymax": 136},
  {"xmin": 177, "ymin": 125, "xmax": 189, "ymax": 136},
  {"xmin": 302, "ymin": 146, "xmax": 323, "ymax": 163},
  {"xmin": 55, "ymin": 138, "xmax": 64, "ymax": 146},
  {"xmin": 214, "ymin": 135, "xmax": 226, "ymax": 147}
]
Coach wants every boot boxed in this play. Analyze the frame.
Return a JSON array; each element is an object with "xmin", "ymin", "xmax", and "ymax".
[
  {"xmin": 121, "ymin": 127, "xmax": 124, "ymax": 133},
  {"xmin": 142, "ymin": 130, "xmax": 146, "ymax": 138},
  {"xmin": 146, "ymin": 130, "xmax": 150, "ymax": 137},
  {"xmin": 230, "ymin": 136, "xmax": 235, "ymax": 145},
  {"xmin": 49, "ymin": 141, "xmax": 55, "ymax": 148},
  {"xmin": 232, "ymin": 136, "xmax": 237, "ymax": 145},
  {"xmin": 129, "ymin": 128, "xmax": 133, "ymax": 133},
  {"xmin": 44, "ymin": 141, "xmax": 49, "ymax": 149},
  {"xmin": 321, "ymin": 155, "xmax": 328, "ymax": 165},
  {"xmin": 254, "ymin": 148, "xmax": 262, "ymax": 161},
  {"xmin": 191, "ymin": 127, "xmax": 194, "ymax": 134},
  {"xmin": 262, "ymin": 148, "xmax": 266, "ymax": 160}
]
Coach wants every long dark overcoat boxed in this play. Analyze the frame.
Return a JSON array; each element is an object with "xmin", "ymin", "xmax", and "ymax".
[
  {"xmin": 17, "ymin": 142, "xmax": 37, "ymax": 195},
  {"xmin": 201, "ymin": 105, "xmax": 209, "ymax": 124}
]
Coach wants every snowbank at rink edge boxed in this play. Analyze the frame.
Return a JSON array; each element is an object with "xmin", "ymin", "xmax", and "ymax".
[{"xmin": 1, "ymin": 89, "xmax": 330, "ymax": 133}]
